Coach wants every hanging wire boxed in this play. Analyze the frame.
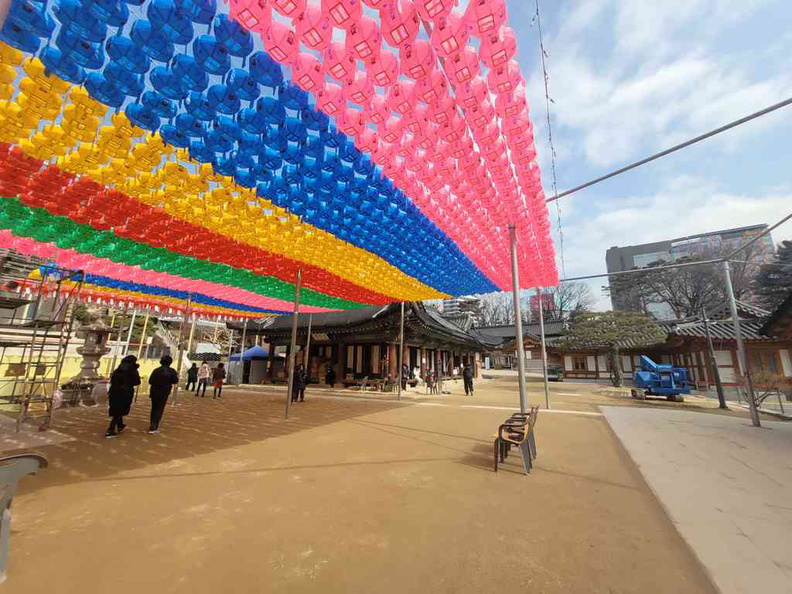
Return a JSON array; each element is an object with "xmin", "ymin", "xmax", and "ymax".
[{"xmin": 533, "ymin": 0, "xmax": 566, "ymax": 278}]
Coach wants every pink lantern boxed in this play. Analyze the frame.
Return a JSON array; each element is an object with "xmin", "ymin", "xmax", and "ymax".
[
  {"xmin": 430, "ymin": 13, "xmax": 469, "ymax": 58},
  {"xmin": 380, "ymin": 0, "xmax": 419, "ymax": 49},
  {"xmin": 365, "ymin": 50, "xmax": 399, "ymax": 87},
  {"xmin": 321, "ymin": 0, "xmax": 362, "ymax": 30},
  {"xmin": 362, "ymin": 94, "xmax": 390, "ymax": 125},
  {"xmin": 399, "ymin": 40, "xmax": 435, "ymax": 80},
  {"xmin": 271, "ymin": 0, "xmax": 306, "ymax": 19},
  {"xmin": 343, "ymin": 69, "xmax": 375, "ymax": 104},
  {"xmin": 295, "ymin": 5, "xmax": 333, "ymax": 51},
  {"xmin": 415, "ymin": 69, "xmax": 447, "ymax": 104},
  {"xmin": 229, "ymin": 0, "xmax": 273, "ymax": 33},
  {"xmin": 442, "ymin": 46, "xmax": 480, "ymax": 86},
  {"xmin": 464, "ymin": 0, "xmax": 507, "ymax": 36},
  {"xmin": 479, "ymin": 26, "xmax": 516, "ymax": 67},
  {"xmin": 356, "ymin": 127, "xmax": 379, "ymax": 153},
  {"xmin": 427, "ymin": 93, "xmax": 456, "ymax": 123},
  {"xmin": 495, "ymin": 86, "xmax": 527, "ymax": 118},
  {"xmin": 361, "ymin": 0, "xmax": 386, "ymax": 9},
  {"xmin": 413, "ymin": 0, "xmax": 454, "ymax": 22},
  {"xmin": 438, "ymin": 113, "xmax": 466, "ymax": 143},
  {"xmin": 293, "ymin": 52, "xmax": 325, "ymax": 91},
  {"xmin": 504, "ymin": 110, "xmax": 532, "ymax": 139},
  {"xmin": 338, "ymin": 107, "xmax": 366, "ymax": 136},
  {"xmin": 263, "ymin": 21, "xmax": 299, "ymax": 63},
  {"xmin": 387, "ymin": 79, "xmax": 416, "ymax": 115},
  {"xmin": 324, "ymin": 42, "xmax": 357, "ymax": 81},
  {"xmin": 487, "ymin": 59, "xmax": 523, "ymax": 95},
  {"xmin": 316, "ymin": 82, "xmax": 345, "ymax": 115},
  {"xmin": 345, "ymin": 16, "xmax": 381, "ymax": 60},
  {"xmin": 378, "ymin": 115, "xmax": 403, "ymax": 144},
  {"xmin": 454, "ymin": 75, "xmax": 488, "ymax": 109},
  {"xmin": 401, "ymin": 104, "xmax": 428, "ymax": 134},
  {"xmin": 465, "ymin": 99, "xmax": 495, "ymax": 130}
]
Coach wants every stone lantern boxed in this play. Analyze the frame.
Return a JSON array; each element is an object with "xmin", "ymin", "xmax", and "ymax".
[{"xmin": 60, "ymin": 309, "xmax": 112, "ymax": 406}]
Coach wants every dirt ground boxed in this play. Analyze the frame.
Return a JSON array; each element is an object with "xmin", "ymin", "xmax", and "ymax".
[{"xmin": 3, "ymin": 376, "xmax": 719, "ymax": 593}]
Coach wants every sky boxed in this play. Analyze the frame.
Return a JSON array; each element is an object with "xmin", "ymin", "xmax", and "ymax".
[{"xmin": 503, "ymin": 0, "xmax": 792, "ymax": 309}]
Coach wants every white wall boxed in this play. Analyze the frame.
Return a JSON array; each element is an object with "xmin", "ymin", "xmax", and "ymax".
[
  {"xmin": 586, "ymin": 356, "xmax": 596, "ymax": 371},
  {"xmin": 622, "ymin": 356, "xmax": 633, "ymax": 372},
  {"xmin": 564, "ymin": 356, "xmax": 573, "ymax": 371},
  {"xmin": 779, "ymin": 349, "xmax": 792, "ymax": 377}
]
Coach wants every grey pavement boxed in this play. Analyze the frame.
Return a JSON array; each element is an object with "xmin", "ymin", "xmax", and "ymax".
[{"xmin": 602, "ymin": 406, "xmax": 792, "ymax": 594}]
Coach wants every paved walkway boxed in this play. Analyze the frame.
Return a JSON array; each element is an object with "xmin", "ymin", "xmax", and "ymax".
[{"xmin": 602, "ymin": 407, "xmax": 792, "ymax": 593}]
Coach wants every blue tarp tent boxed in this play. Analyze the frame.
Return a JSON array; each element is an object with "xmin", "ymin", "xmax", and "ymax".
[{"xmin": 230, "ymin": 345, "xmax": 269, "ymax": 361}]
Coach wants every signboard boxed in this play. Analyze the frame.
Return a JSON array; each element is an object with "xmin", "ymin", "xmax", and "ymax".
[{"xmin": 312, "ymin": 333, "xmax": 329, "ymax": 342}]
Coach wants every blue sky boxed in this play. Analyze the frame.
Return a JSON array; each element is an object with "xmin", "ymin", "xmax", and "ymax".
[{"xmin": 504, "ymin": 0, "xmax": 792, "ymax": 308}]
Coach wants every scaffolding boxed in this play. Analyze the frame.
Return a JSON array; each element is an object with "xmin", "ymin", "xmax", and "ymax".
[{"xmin": 0, "ymin": 249, "xmax": 83, "ymax": 432}]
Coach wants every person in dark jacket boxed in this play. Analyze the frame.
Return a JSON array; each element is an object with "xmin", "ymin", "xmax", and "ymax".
[
  {"xmin": 325, "ymin": 364, "xmax": 336, "ymax": 388},
  {"xmin": 401, "ymin": 364, "xmax": 410, "ymax": 392},
  {"xmin": 462, "ymin": 364, "xmax": 474, "ymax": 396},
  {"xmin": 148, "ymin": 355, "xmax": 178, "ymax": 434},
  {"xmin": 106, "ymin": 355, "xmax": 141, "ymax": 438},
  {"xmin": 212, "ymin": 362, "xmax": 226, "ymax": 399},
  {"xmin": 292, "ymin": 364, "xmax": 307, "ymax": 402},
  {"xmin": 186, "ymin": 362, "xmax": 198, "ymax": 393}
]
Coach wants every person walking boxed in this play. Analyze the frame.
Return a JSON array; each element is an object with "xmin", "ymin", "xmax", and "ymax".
[
  {"xmin": 186, "ymin": 362, "xmax": 198, "ymax": 393},
  {"xmin": 196, "ymin": 360, "xmax": 211, "ymax": 397},
  {"xmin": 462, "ymin": 364, "xmax": 474, "ymax": 396},
  {"xmin": 105, "ymin": 355, "xmax": 141, "ymax": 438},
  {"xmin": 212, "ymin": 362, "xmax": 226, "ymax": 399},
  {"xmin": 292, "ymin": 363, "xmax": 307, "ymax": 402},
  {"xmin": 325, "ymin": 363, "xmax": 336, "ymax": 388},
  {"xmin": 148, "ymin": 355, "xmax": 178, "ymax": 434},
  {"xmin": 401, "ymin": 363, "xmax": 409, "ymax": 392}
]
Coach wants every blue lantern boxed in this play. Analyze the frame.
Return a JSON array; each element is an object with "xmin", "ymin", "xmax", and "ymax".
[
  {"xmin": 84, "ymin": 72, "xmax": 126, "ymax": 108},
  {"xmin": 106, "ymin": 35, "xmax": 151, "ymax": 74},
  {"xmin": 104, "ymin": 62, "xmax": 145, "ymax": 96},
  {"xmin": 56, "ymin": 29, "xmax": 105, "ymax": 68},
  {"xmin": 212, "ymin": 13, "xmax": 252, "ymax": 58},
  {"xmin": 160, "ymin": 123, "xmax": 190, "ymax": 148},
  {"xmin": 141, "ymin": 90, "xmax": 176, "ymax": 118},
  {"xmin": 174, "ymin": 112, "xmax": 205, "ymax": 137},
  {"xmin": 192, "ymin": 34, "xmax": 230, "ymax": 76},
  {"xmin": 206, "ymin": 84, "xmax": 240, "ymax": 115},
  {"xmin": 248, "ymin": 51, "xmax": 283, "ymax": 88},
  {"xmin": 172, "ymin": 54, "xmax": 208, "ymax": 92},
  {"xmin": 126, "ymin": 103, "xmax": 160, "ymax": 132},
  {"xmin": 226, "ymin": 68, "xmax": 259, "ymax": 102},
  {"xmin": 130, "ymin": 19, "xmax": 174, "ymax": 63},
  {"xmin": 186, "ymin": 91, "xmax": 217, "ymax": 121},
  {"xmin": 150, "ymin": 65, "xmax": 188, "ymax": 100},
  {"xmin": 88, "ymin": 0, "xmax": 129, "ymax": 28},
  {"xmin": 53, "ymin": 0, "xmax": 108, "ymax": 43},
  {"xmin": 40, "ymin": 46, "xmax": 85, "ymax": 84},
  {"xmin": 148, "ymin": 0, "xmax": 193, "ymax": 45}
]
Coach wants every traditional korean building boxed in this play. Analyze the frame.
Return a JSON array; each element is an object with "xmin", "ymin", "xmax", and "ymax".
[
  {"xmin": 543, "ymin": 299, "xmax": 792, "ymax": 396},
  {"xmin": 229, "ymin": 302, "xmax": 498, "ymax": 385}
]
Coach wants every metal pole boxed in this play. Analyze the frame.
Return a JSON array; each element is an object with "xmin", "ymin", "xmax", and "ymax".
[
  {"xmin": 397, "ymin": 302, "xmax": 405, "ymax": 401},
  {"xmin": 123, "ymin": 310, "xmax": 137, "ymax": 356},
  {"xmin": 537, "ymin": 289, "xmax": 550, "ymax": 409},
  {"xmin": 304, "ymin": 313, "xmax": 313, "ymax": 382},
  {"xmin": 238, "ymin": 319, "xmax": 248, "ymax": 384},
  {"xmin": 702, "ymin": 307, "xmax": 727, "ymax": 409},
  {"xmin": 722, "ymin": 262, "xmax": 760, "ymax": 426},
  {"xmin": 285, "ymin": 270, "xmax": 302, "ymax": 420},
  {"xmin": 171, "ymin": 294, "xmax": 192, "ymax": 406},
  {"xmin": 108, "ymin": 310, "xmax": 125, "ymax": 375},
  {"xmin": 187, "ymin": 313, "xmax": 198, "ymax": 354},
  {"xmin": 509, "ymin": 224, "xmax": 528, "ymax": 414}
]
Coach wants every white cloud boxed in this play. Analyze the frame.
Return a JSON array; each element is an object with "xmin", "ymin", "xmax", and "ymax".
[{"xmin": 555, "ymin": 176, "xmax": 792, "ymax": 309}]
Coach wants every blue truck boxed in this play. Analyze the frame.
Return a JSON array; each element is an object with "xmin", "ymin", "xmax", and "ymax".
[{"xmin": 631, "ymin": 355, "xmax": 692, "ymax": 402}]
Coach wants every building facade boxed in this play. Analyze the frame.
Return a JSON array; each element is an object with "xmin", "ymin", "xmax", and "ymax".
[{"xmin": 606, "ymin": 224, "xmax": 774, "ymax": 314}]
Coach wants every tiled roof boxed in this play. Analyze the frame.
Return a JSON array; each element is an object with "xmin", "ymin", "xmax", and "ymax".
[{"xmin": 669, "ymin": 319, "xmax": 773, "ymax": 341}]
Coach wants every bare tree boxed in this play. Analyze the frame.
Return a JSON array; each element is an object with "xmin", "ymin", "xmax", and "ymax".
[
  {"xmin": 478, "ymin": 292, "xmax": 532, "ymax": 326},
  {"xmin": 541, "ymin": 282, "xmax": 594, "ymax": 321}
]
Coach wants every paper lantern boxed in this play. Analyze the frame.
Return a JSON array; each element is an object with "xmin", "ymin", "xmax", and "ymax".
[
  {"xmin": 229, "ymin": 0, "xmax": 271, "ymax": 33},
  {"xmin": 399, "ymin": 39, "xmax": 434, "ymax": 80},
  {"xmin": 442, "ymin": 46, "xmax": 479, "ymax": 86},
  {"xmin": 315, "ymin": 81, "xmax": 344, "ymax": 115},
  {"xmin": 262, "ymin": 20, "xmax": 298, "ymax": 64},
  {"xmin": 387, "ymin": 79, "xmax": 415, "ymax": 115},
  {"xmin": 365, "ymin": 50, "xmax": 399, "ymax": 87},
  {"xmin": 464, "ymin": 0, "xmax": 507, "ymax": 36},
  {"xmin": 487, "ymin": 59, "xmax": 523, "ymax": 95},
  {"xmin": 293, "ymin": 52, "xmax": 325, "ymax": 92},
  {"xmin": 345, "ymin": 16, "xmax": 381, "ymax": 60},
  {"xmin": 380, "ymin": 0, "xmax": 419, "ymax": 49},
  {"xmin": 321, "ymin": 0, "xmax": 361, "ymax": 30},
  {"xmin": 415, "ymin": 69, "xmax": 447, "ymax": 104},
  {"xmin": 53, "ymin": 0, "xmax": 108, "ymax": 43},
  {"xmin": 213, "ymin": 13, "xmax": 253, "ymax": 57},
  {"xmin": 271, "ymin": 0, "xmax": 306, "ymax": 18},
  {"xmin": 362, "ymin": 94, "xmax": 389, "ymax": 125},
  {"xmin": 430, "ymin": 13, "xmax": 468, "ymax": 58},
  {"xmin": 479, "ymin": 25, "xmax": 516, "ymax": 67},
  {"xmin": 295, "ymin": 5, "xmax": 333, "ymax": 51},
  {"xmin": 338, "ymin": 107, "xmax": 365, "ymax": 137},
  {"xmin": 323, "ymin": 41, "xmax": 356, "ymax": 81},
  {"xmin": 130, "ymin": 20, "xmax": 174, "ymax": 63},
  {"xmin": 248, "ymin": 51, "xmax": 283, "ymax": 87},
  {"xmin": 413, "ymin": 0, "xmax": 454, "ymax": 22},
  {"xmin": 342, "ymin": 69, "xmax": 374, "ymax": 105}
]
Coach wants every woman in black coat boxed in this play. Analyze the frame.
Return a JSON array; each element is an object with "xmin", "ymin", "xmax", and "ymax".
[{"xmin": 106, "ymin": 355, "xmax": 141, "ymax": 438}]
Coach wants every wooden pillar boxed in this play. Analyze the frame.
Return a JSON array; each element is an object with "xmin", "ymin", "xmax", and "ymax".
[
  {"xmin": 419, "ymin": 347, "xmax": 426, "ymax": 379},
  {"xmin": 267, "ymin": 343, "xmax": 275, "ymax": 381},
  {"xmin": 388, "ymin": 343, "xmax": 397, "ymax": 378},
  {"xmin": 593, "ymin": 351, "xmax": 600, "ymax": 379}
]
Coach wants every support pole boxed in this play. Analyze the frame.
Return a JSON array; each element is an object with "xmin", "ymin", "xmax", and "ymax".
[
  {"xmin": 537, "ymin": 289, "xmax": 550, "ymax": 409},
  {"xmin": 397, "ymin": 302, "xmax": 405, "ymax": 401},
  {"xmin": 108, "ymin": 310, "xmax": 125, "ymax": 375},
  {"xmin": 722, "ymin": 262, "xmax": 760, "ymax": 426},
  {"xmin": 304, "ymin": 313, "xmax": 313, "ymax": 382},
  {"xmin": 123, "ymin": 311, "xmax": 137, "ymax": 356},
  {"xmin": 702, "ymin": 307, "xmax": 727, "ymax": 409},
  {"xmin": 285, "ymin": 270, "xmax": 302, "ymax": 420},
  {"xmin": 171, "ymin": 294, "xmax": 192, "ymax": 406},
  {"xmin": 187, "ymin": 313, "xmax": 198, "ymax": 354},
  {"xmin": 238, "ymin": 319, "xmax": 248, "ymax": 384},
  {"xmin": 509, "ymin": 224, "xmax": 528, "ymax": 414}
]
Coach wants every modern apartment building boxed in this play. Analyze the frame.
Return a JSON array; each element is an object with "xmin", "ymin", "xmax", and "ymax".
[{"xmin": 606, "ymin": 224, "xmax": 774, "ymax": 314}]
